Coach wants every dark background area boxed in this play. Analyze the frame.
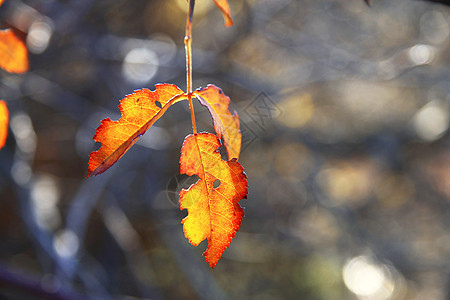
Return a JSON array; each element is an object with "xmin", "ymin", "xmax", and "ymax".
[{"xmin": 0, "ymin": 0, "xmax": 449, "ymax": 299}]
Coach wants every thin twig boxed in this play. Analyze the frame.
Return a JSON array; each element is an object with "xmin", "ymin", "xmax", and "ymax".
[{"xmin": 185, "ymin": 0, "xmax": 197, "ymax": 134}]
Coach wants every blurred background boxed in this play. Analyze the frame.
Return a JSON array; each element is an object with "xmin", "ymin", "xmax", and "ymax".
[{"xmin": 0, "ymin": 0, "xmax": 449, "ymax": 299}]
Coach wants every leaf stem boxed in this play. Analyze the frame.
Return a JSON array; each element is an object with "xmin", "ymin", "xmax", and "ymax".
[{"xmin": 185, "ymin": 0, "xmax": 197, "ymax": 134}]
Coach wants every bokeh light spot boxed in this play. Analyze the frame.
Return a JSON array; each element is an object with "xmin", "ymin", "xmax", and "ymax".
[
  {"xmin": 26, "ymin": 20, "xmax": 53, "ymax": 54},
  {"xmin": 409, "ymin": 44, "xmax": 434, "ymax": 65},
  {"xmin": 54, "ymin": 230, "xmax": 79, "ymax": 258},
  {"xmin": 122, "ymin": 47, "xmax": 159, "ymax": 84},
  {"xmin": 413, "ymin": 100, "xmax": 449, "ymax": 142},
  {"xmin": 277, "ymin": 93, "xmax": 315, "ymax": 129},
  {"xmin": 343, "ymin": 256, "xmax": 395, "ymax": 300}
]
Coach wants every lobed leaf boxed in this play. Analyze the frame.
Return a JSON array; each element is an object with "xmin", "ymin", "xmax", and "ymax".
[
  {"xmin": 213, "ymin": 0, "xmax": 233, "ymax": 27},
  {"xmin": 0, "ymin": 100, "xmax": 8, "ymax": 149},
  {"xmin": 87, "ymin": 84, "xmax": 186, "ymax": 177},
  {"xmin": 0, "ymin": 29, "xmax": 29, "ymax": 74},
  {"xmin": 179, "ymin": 132, "xmax": 248, "ymax": 268},
  {"xmin": 194, "ymin": 84, "xmax": 241, "ymax": 159}
]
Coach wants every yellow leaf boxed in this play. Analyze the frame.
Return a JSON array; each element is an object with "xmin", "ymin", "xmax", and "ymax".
[
  {"xmin": 180, "ymin": 132, "xmax": 248, "ymax": 268},
  {"xmin": 194, "ymin": 85, "xmax": 241, "ymax": 159}
]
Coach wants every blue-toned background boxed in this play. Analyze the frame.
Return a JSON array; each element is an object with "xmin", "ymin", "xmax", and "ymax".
[{"xmin": 0, "ymin": 0, "xmax": 449, "ymax": 299}]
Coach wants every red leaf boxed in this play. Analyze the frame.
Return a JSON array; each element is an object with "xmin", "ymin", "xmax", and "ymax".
[
  {"xmin": 87, "ymin": 84, "xmax": 186, "ymax": 177},
  {"xmin": 179, "ymin": 132, "xmax": 248, "ymax": 268}
]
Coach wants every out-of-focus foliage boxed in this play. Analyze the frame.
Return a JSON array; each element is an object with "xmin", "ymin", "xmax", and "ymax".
[
  {"xmin": 0, "ymin": 0, "xmax": 28, "ymax": 74},
  {"xmin": 213, "ymin": 0, "xmax": 234, "ymax": 26},
  {"xmin": 0, "ymin": 0, "xmax": 449, "ymax": 299},
  {"xmin": 0, "ymin": 28, "xmax": 28, "ymax": 73},
  {"xmin": 0, "ymin": 100, "xmax": 7, "ymax": 149}
]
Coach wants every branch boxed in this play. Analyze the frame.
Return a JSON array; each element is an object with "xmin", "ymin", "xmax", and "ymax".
[{"xmin": 0, "ymin": 264, "xmax": 85, "ymax": 300}]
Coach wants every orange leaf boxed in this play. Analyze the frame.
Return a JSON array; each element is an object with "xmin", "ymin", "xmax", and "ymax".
[
  {"xmin": 194, "ymin": 84, "xmax": 241, "ymax": 159},
  {"xmin": 179, "ymin": 132, "xmax": 248, "ymax": 268},
  {"xmin": 0, "ymin": 100, "xmax": 8, "ymax": 149},
  {"xmin": 0, "ymin": 29, "xmax": 29, "ymax": 73},
  {"xmin": 88, "ymin": 84, "xmax": 186, "ymax": 177},
  {"xmin": 213, "ymin": 0, "xmax": 233, "ymax": 27}
]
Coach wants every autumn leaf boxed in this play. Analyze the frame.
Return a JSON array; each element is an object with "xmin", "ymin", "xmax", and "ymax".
[
  {"xmin": 0, "ymin": 1, "xmax": 29, "ymax": 73},
  {"xmin": 194, "ymin": 85, "xmax": 241, "ymax": 159},
  {"xmin": 87, "ymin": 84, "xmax": 186, "ymax": 177},
  {"xmin": 0, "ymin": 101, "xmax": 8, "ymax": 149},
  {"xmin": 179, "ymin": 132, "xmax": 248, "ymax": 268},
  {"xmin": 213, "ymin": 0, "xmax": 233, "ymax": 27},
  {"xmin": 0, "ymin": 29, "xmax": 29, "ymax": 73},
  {"xmin": 86, "ymin": 0, "xmax": 249, "ymax": 270}
]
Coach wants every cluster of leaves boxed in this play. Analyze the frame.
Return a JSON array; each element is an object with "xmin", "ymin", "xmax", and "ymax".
[
  {"xmin": 0, "ymin": 0, "xmax": 242, "ymax": 269},
  {"xmin": 0, "ymin": 0, "xmax": 29, "ymax": 149},
  {"xmin": 87, "ymin": 0, "xmax": 247, "ymax": 268}
]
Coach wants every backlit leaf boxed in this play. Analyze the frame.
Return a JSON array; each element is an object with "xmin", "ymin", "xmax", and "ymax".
[
  {"xmin": 179, "ymin": 132, "xmax": 248, "ymax": 268},
  {"xmin": 0, "ymin": 29, "xmax": 29, "ymax": 73},
  {"xmin": 213, "ymin": 0, "xmax": 233, "ymax": 27},
  {"xmin": 0, "ymin": 100, "xmax": 8, "ymax": 149},
  {"xmin": 194, "ymin": 85, "xmax": 241, "ymax": 159},
  {"xmin": 87, "ymin": 84, "xmax": 186, "ymax": 177}
]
